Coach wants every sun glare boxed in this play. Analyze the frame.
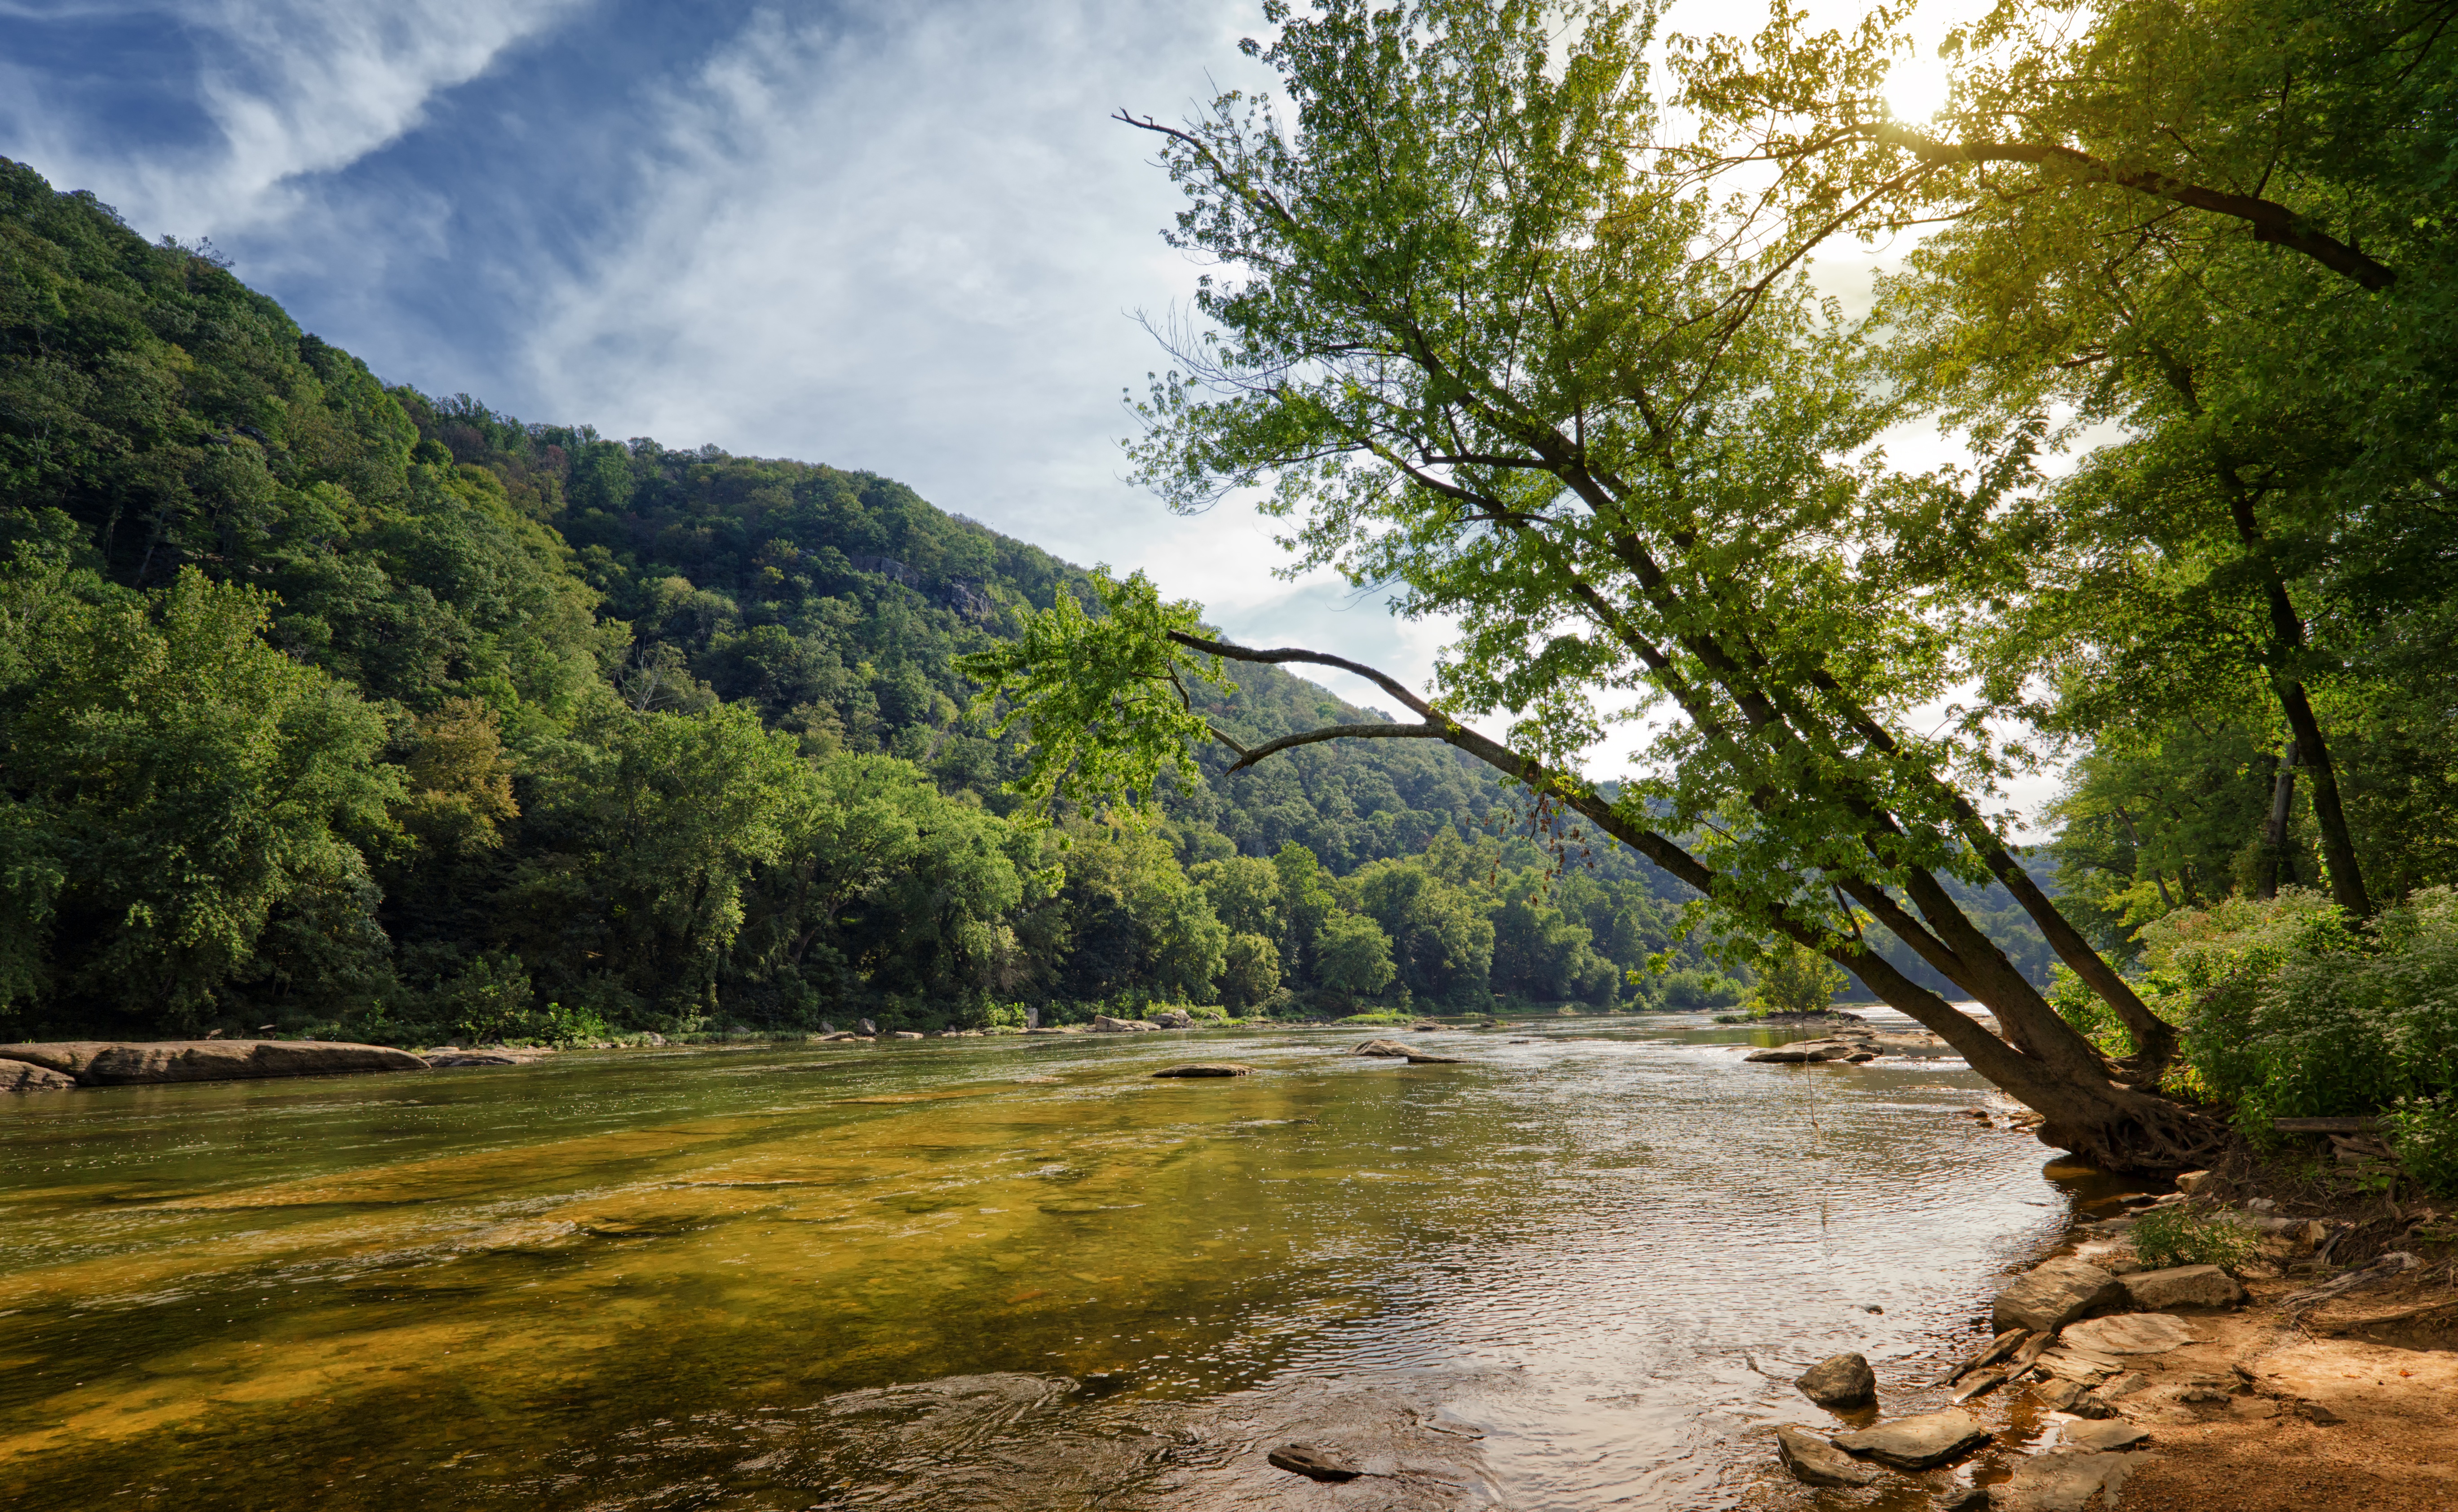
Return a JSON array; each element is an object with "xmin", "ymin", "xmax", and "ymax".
[{"xmin": 1885, "ymin": 51, "xmax": 1954, "ymax": 124}]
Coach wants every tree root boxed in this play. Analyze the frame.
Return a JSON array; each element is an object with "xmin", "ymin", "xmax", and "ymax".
[{"xmin": 2037, "ymin": 1088, "xmax": 2229, "ymax": 1174}]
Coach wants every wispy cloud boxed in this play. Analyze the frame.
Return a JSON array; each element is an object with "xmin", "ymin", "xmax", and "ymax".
[{"xmin": 0, "ymin": 0, "xmax": 582, "ymax": 234}]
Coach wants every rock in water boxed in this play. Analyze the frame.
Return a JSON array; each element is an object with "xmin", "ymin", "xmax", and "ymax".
[
  {"xmin": 2064, "ymin": 1419, "xmax": 2149, "ymax": 1452},
  {"xmin": 1951, "ymin": 1370, "xmax": 2007, "ymax": 1404},
  {"xmin": 0, "ymin": 1039, "xmax": 427, "ymax": 1087},
  {"xmin": 890, "ymin": 1031, "xmax": 925, "ymax": 1040},
  {"xmin": 1352, "ymin": 1038, "xmax": 1413, "ymax": 1057},
  {"xmin": 1266, "ymin": 1443, "xmax": 1361, "ymax": 1482},
  {"xmin": 1403, "ymin": 1052, "xmax": 1466, "ymax": 1064},
  {"xmin": 1794, "ymin": 1353, "xmax": 1877, "ymax": 1409},
  {"xmin": 1992, "ymin": 1258, "xmax": 2126, "ymax": 1333},
  {"xmin": 2060, "ymin": 1312, "xmax": 2199, "ymax": 1356},
  {"xmin": 1745, "ymin": 1039, "xmax": 1860, "ymax": 1063},
  {"xmin": 857, "ymin": 1019, "xmax": 877, "ymax": 1037},
  {"xmin": 1991, "ymin": 1450, "xmax": 2135, "ymax": 1512},
  {"xmin": 1774, "ymin": 1424, "xmax": 1878, "ymax": 1488},
  {"xmin": 1092, "ymin": 1015, "xmax": 1158, "ymax": 1033},
  {"xmin": 0, "ymin": 1058, "xmax": 76, "ymax": 1092},
  {"xmin": 1831, "ymin": 1409, "xmax": 1991, "ymax": 1470},
  {"xmin": 1936, "ymin": 1487, "xmax": 1990, "ymax": 1512},
  {"xmin": 2117, "ymin": 1264, "xmax": 2246, "ymax": 1310},
  {"xmin": 1148, "ymin": 1007, "xmax": 1194, "ymax": 1029},
  {"xmin": 1151, "ymin": 1064, "xmax": 1254, "ymax": 1078}
]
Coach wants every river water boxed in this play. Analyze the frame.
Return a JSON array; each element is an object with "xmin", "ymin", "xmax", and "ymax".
[{"xmin": 0, "ymin": 1014, "xmax": 2117, "ymax": 1510}]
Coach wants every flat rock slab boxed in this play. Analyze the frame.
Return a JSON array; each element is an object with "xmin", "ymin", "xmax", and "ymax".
[
  {"xmin": 1990, "ymin": 1450, "xmax": 2136, "ymax": 1512},
  {"xmin": 1151, "ymin": 1064, "xmax": 1254, "ymax": 1078},
  {"xmin": 1774, "ymin": 1424, "xmax": 1877, "ymax": 1488},
  {"xmin": 0, "ymin": 1058, "xmax": 77, "ymax": 1092},
  {"xmin": 1402, "ymin": 1052, "xmax": 1466, "ymax": 1064},
  {"xmin": 2118, "ymin": 1264, "xmax": 2246, "ymax": 1310},
  {"xmin": 1994, "ymin": 1257, "xmax": 2126, "ymax": 1333},
  {"xmin": 1795, "ymin": 1352, "xmax": 1877, "ymax": 1409},
  {"xmin": 425, "ymin": 1052, "xmax": 532, "ymax": 1067},
  {"xmin": 1266, "ymin": 1443, "xmax": 1361, "ymax": 1481},
  {"xmin": 2061, "ymin": 1312, "xmax": 2199, "ymax": 1356},
  {"xmin": 0, "ymin": 1040, "xmax": 426, "ymax": 1087},
  {"xmin": 1744, "ymin": 1039, "xmax": 1871, "ymax": 1063},
  {"xmin": 1831, "ymin": 1409, "xmax": 1991, "ymax": 1469},
  {"xmin": 1090, "ymin": 1016, "xmax": 1159, "ymax": 1032},
  {"xmin": 2064, "ymin": 1419, "xmax": 2150, "ymax": 1452}
]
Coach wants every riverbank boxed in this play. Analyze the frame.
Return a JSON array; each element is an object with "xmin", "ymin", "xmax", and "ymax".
[{"xmin": 1744, "ymin": 1138, "xmax": 2458, "ymax": 1511}]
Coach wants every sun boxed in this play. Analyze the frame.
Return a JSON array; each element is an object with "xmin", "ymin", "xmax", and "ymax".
[{"xmin": 1885, "ymin": 49, "xmax": 1954, "ymax": 124}]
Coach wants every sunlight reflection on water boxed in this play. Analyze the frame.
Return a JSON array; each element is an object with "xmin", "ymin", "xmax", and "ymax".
[{"xmin": 0, "ymin": 1013, "xmax": 2090, "ymax": 1510}]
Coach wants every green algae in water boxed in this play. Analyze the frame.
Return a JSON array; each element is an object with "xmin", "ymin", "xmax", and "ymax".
[{"xmin": 0, "ymin": 1023, "xmax": 2077, "ymax": 1510}]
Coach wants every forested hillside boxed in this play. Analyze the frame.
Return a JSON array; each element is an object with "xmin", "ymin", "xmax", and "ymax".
[{"xmin": 4, "ymin": 157, "xmax": 1879, "ymax": 1043}]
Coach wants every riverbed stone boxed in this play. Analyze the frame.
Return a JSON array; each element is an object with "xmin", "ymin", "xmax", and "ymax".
[
  {"xmin": 1831, "ymin": 1409, "xmax": 1991, "ymax": 1470},
  {"xmin": 1774, "ymin": 1424, "xmax": 1878, "ymax": 1487},
  {"xmin": 2064, "ymin": 1419, "xmax": 2149, "ymax": 1452},
  {"xmin": 890, "ymin": 1031, "xmax": 925, "ymax": 1040},
  {"xmin": 1744, "ymin": 1039, "xmax": 1861, "ymax": 1063},
  {"xmin": 1092, "ymin": 1015, "xmax": 1158, "ymax": 1033},
  {"xmin": 2118, "ymin": 1264, "xmax": 2246, "ymax": 1311},
  {"xmin": 1353, "ymin": 1038, "xmax": 1413, "ymax": 1057},
  {"xmin": 2060, "ymin": 1311, "xmax": 2199, "ymax": 1355},
  {"xmin": 1992, "ymin": 1257, "xmax": 2126, "ymax": 1333},
  {"xmin": 1148, "ymin": 1008, "xmax": 1194, "ymax": 1029},
  {"xmin": 0, "ymin": 1039, "xmax": 428, "ymax": 1086},
  {"xmin": 1795, "ymin": 1352, "xmax": 1877, "ymax": 1409},
  {"xmin": 1152, "ymin": 1064, "xmax": 1253, "ymax": 1078},
  {"xmin": 1991, "ymin": 1451, "xmax": 2135, "ymax": 1512},
  {"xmin": 1266, "ymin": 1443, "xmax": 1361, "ymax": 1481},
  {"xmin": 0, "ymin": 1057, "xmax": 77, "ymax": 1092}
]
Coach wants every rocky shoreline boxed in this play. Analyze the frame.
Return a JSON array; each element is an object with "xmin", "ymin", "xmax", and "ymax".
[{"xmin": 1751, "ymin": 1163, "xmax": 2458, "ymax": 1511}]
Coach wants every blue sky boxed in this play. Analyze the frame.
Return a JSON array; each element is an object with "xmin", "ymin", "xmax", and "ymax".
[{"xmin": 4, "ymin": 0, "xmax": 2042, "ymax": 812}]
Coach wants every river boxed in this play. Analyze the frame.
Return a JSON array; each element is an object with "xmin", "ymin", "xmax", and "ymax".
[{"xmin": 0, "ymin": 1013, "xmax": 2119, "ymax": 1510}]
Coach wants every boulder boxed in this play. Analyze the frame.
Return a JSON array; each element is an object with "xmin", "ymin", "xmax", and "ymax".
[
  {"xmin": 1745, "ymin": 1039, "xmax": 1862, "ymax": 1064},
  {"xmin": 1353, "ymin": 1038, "xmax": 1413, "ymax": 1057},
  {"xmin": 2118, "ymin": 1264, "xmax": 2246, "ymax": 1311},
  {"xmin": 2173, "ymin": 1169, "xmax": 2214, "ymax": 1194},
  {"xmin": 1092, "ymin": 1015, "xmax": 1158, "ymax": 1033},
  {"xmin": 1774, "ymin": 1424, "xmax": 1878, "ymax": 1488},
  {"xmin": 0, "ymin": 1058, "xmax": 77, "ymax": 1092},
  {"xmin": 1794, "ymin": 1352, "xmax": 1877, "ymax": 1410},
  {"xmin": 856, "ymin": 1020, "xmax": 876, "ymax": 1037},
  {"xmin": 2064, "ymin": 1420, "xmax": 2149, "ymax": 1452},
  {"xmin": 2060, "ymin": 1312, "xmax": 2199, "ymax": 1356},
  {"xmin": 0, "ymin": 1039, "xmax": 427, "ymax": 1087},
  {"xmin": 1265, "ymin": 1444, "xmax": 1360, "ymax": 1482},
  {"xmin": 1148, "ymin": 1008, "xmax": 1194, "ymax": 1029},
  {"xmin": 1992, "ymin": 1258, "xmax": 2126, "ymax": 1333},
  {"xmin": 2032, "ymin": 1379, "xmax": 2088, "ymax": 1413},
  {"xmin": 1152, "ymin": 1064, "xmax": 1254, "ymax": 1078},
  {"xmin": 1991, "ymin": 1451, "xmax": 2135, "ymax": 1512},
  {"xmin": 1831, "ymin": 1409, "xmax": 1991, "ymax": 1470},
  {"xmin": 890, "ymin": 1031, "xmax": 925, "ymax": 1040}
]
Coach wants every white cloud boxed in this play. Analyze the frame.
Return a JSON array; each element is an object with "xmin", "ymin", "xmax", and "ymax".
[{"xmin": 0, "ymin": 0, "xmax": 580, "ymax": 235}]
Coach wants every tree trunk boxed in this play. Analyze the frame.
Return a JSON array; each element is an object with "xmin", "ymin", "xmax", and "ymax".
[
  {"xmin": 2256, "ymin": 738, "xmax": 2299, "ymax": 900},
  {"xmin": 1170, "ymin": 632, "xmax": 2226, "ymax": 1173}
]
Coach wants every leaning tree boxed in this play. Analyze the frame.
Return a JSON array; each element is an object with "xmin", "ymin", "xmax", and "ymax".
[{"xmin": 963, "ymin": 0, "xmax": 2239, "ymax": 1170}]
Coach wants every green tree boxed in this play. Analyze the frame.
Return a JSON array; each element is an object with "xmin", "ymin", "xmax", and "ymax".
[
  {"xmin": 1219, "ymin": 931, "xmax": 1283, "ymax": 1011},
  {"xmin": 1314, "ymin": 909, "xmax": 1397, "ymax": 1004},
  {"xmin": 1749, "ymin": 937, "xmax": 1847, "ymax": 1016},
  {"xmin": 967, "ymin": 0, "xmax": 2210, "ymax": 1168}
]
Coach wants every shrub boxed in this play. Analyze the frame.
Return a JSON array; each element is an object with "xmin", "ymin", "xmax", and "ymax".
[
  {"xmin": 2387, "ymin": 1095, "xmax": 2458, "ymax": 1198},
  {"xmin": 2129, "ymin": 1205, "xmax": 2257, "ymax": 1272},
  {"xmin": 1746, "ymin": 938, "xmax": 1845, "ymax": 1015}
]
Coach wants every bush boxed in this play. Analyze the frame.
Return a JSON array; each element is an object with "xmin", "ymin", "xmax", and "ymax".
[
  {"xmin": 2129, "ymin": 1205, "xmax": 2257, "ymax": 1272},
  {"xmin": 2137, "ymin": 887, "xmax": 2458, "ymax": 1194},
  {"xmin": 1658, "ymin": 968, "xmax": 1747, "ymax": 1011},
  {"xmin": 1746, "ymin": 938, "xmax": 1845, "ymax": 1016}
]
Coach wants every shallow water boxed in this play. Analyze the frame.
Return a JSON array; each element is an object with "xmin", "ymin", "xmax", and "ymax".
[{"xmin": 0, "ymin": 1014, "xmax": 2107, "ymax": 1509}]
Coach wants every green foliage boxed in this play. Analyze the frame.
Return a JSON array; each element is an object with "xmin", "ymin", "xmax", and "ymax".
[
  {"xmin": 2143, "ymin": 890, "xmax": 2458, "ymax": 1151},
  {"xmin": 2386, "ymin": 1096, "xmax": 2458, "ymax": 1200},
  {"xmin": 1746, "ymin": 938, "xmax": 1847, "ymax": 1016},
  {"xmin": 1314, "ymin": 911, "xmax": 1398, "ymax": 1003},
  {"xmin": 2129, "ymin": 1205, "xmax": 2257, "ymax": 1273}
]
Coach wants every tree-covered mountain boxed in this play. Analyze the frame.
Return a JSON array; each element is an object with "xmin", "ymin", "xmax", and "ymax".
[{"xmin": 7, "ymin": 157, "xmax": 1876, "ymax": 1042}]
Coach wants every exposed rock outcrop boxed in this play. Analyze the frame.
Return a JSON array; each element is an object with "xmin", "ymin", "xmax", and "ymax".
[
  {"xmin": 1830, "ymin": 1409, "xmax": 1991, "ymax": 1470},
  {"xmin": 1773, "ymin": 1424, "xmax": 1877, "ymax": 1487},
  {"xmin": 1092, "ymin": 1016, "xmax": 1159, "ymax": 1033},
  {"xmin": 1992, "ymin": 1257, "xmax": 2126, "ymax": 1333},
  {"xmin": 0, "ymin": 1058, "xmax": 77, "ymax": 1092},
  {"xmin": 2117, "ymin": 1264, "xmax": 2247, "ymax": 1311},
  {"xmin": 0, "ymin": 1039, "xmax": 427, "ymax": 1087}
]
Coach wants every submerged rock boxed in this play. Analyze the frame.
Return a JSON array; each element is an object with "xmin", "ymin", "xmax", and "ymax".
[
  {"xmin": 1265, "ymin": 1443, "xmax": 1361, "ymax": 1482},
  {"xmin": 1795, "ymin": 1352, "xmax": 1877, "ymax": 1409},
  {"xmin": 1774, "ymin": 1424, "xmax": 1878, "ymax": 1487},
  {"xmin": 0, "ymin": 1039, "xmax": 427, "ymax": 1087},
  {"xmin": 1830, "ymin": 1409, "xmax": 1991, "ymax": 1470},
  {"xmin": 1992, "ymin": 1257, "xmax": 2126, "ymax": 1333},
  {"xmin": 1151, "ymin": 1064, "xmax": 1254, "ymax": 1078}
]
